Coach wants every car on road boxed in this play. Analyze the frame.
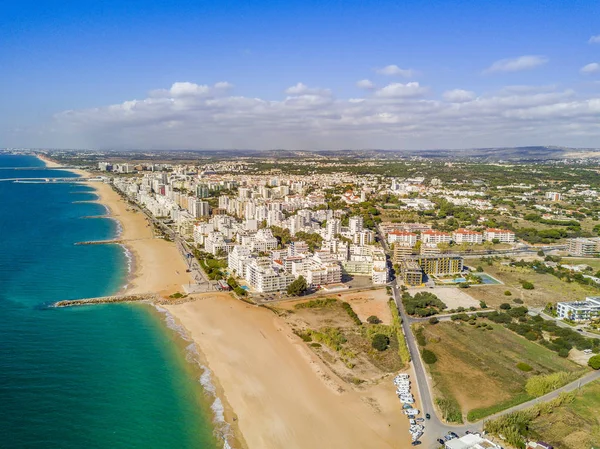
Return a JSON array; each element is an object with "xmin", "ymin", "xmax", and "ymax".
[{"xmin": 425, "ymin": 413, "xmax": 430, "ymax": 420}]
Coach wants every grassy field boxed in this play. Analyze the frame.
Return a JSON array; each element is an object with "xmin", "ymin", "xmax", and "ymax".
[
  {"xmin": 528, "ymin": 380, "xmax": 600, "ymax": 448},
  {"xmin": 415, "ymin": 321, "xmax": 583, "ymax": 422},
  {"xmin": 466, "ymin": 258, "xmax": 599, "ymax": 308},
  {"xmin": 561, "ymin": 257, "xmax": 600, "ymax": 271},
  {"xmin": 276, "ymin": 298, "xmax": 405, "ymax": 384}
]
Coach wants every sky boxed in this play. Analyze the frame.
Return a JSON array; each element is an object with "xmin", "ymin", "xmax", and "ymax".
[{"xmin": 1, "ymin": 0, "xmax": 599, "ymax": 150}]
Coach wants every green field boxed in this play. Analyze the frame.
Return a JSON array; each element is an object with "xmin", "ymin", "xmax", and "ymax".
[
  {"xmin": 528, "ymin": 380, "xmax": 600, "ymax": 448},
  {"xmin": 466, "ymin": 258, "xmax": 599, "ymax": 308},
  {"xmin": 416, "ymin": 321, "xmax": 584, "ymax": 422}
]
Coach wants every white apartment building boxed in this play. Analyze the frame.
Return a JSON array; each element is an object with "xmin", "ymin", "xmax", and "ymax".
[
  {"xmin": 568, "ymin": 237, "xmax": 600, "ymax": 257},
  {"xmin": 421, "ymin": 230, "xmax": 452, "ymax": 245},
  {"xmin": 249, "ymin": 229, "xmax": 279, "ymax": 252},
  {"xmin": 452, "ymin": 228, "xmax": 483, "ymax": 244},
  {"xmin": 387, "ymin": 231, "xmax": 418, "ymax": 246},
  {"xmin": 300, "ymin": 260, "xmax": 342, "ymax": 286},
  {"xmin": 327, "ymin": 218, "xmax": 341, "ymax": 240},
  {"xmin": 545, "ymin": 191, "xmax": 562, "ymax": 201},
  {"xmin": 245, "ymin": 258, "xmax": 295, "ymax": 293},
  {"xmin": 483, "ymin": 228, "xmax": 515, "ymax": 243},
  {"xmin": 227, "ymin": 245, "xmax": 252, "ymax": 277},
  {"xmin": 349, "ymin": 216, "xmax": 364, "ymax": 234},
  {"xmin": 204, "ymin": 232, "xmax": 234, "ymax": 255},
  {"xmin": 556, "ymin": 296, "xmax": 600, "ymax": 321}
]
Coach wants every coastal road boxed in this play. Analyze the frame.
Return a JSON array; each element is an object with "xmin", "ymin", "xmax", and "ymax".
[{"xmin": 390, "ymin": 281, "xmax": 483, "ymax": 448}]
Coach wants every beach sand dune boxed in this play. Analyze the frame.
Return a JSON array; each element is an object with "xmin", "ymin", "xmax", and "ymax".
[{"xmin": 166, "ymin": 294, "xmax": 411, "ymax": 449}]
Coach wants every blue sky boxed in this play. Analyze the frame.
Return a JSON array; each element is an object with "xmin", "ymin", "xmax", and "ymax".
[{"xmin": 1, "ymin": 0, "xmax": 599, "ymax": 149}]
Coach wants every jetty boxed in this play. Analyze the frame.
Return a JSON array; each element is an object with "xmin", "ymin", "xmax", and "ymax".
[
  {"xmin": 75, "ymin": 239, "xmax": 123, "ymax": 245},
  {"xmin": 54, "ymin": 293, "xmax": 158, "ymax": 307}
]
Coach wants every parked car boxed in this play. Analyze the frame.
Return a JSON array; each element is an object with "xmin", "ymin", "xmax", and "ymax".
[
  {"xmin": 438, "ymin": 439, "xmax": 445, "ymax": 445},
  {"xmin": 449, "ymin": 432, "xmax": 458, "ymax": 438},
  {"xmin": 411, "ymin": 442, "xmax": 421, "ymax": 446}
]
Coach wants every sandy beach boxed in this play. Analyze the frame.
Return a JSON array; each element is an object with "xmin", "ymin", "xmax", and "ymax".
[
  {"xmin": 91, "ymin": 182, "xmax": 193, "ymax": 296},
  {"xmin": 36, "ymin": 154, "xmax": 192, "ymax": 296},
  {"xmin": 165, "ymin": 295, "xmax": 412, "ymax": 449},
  {"xmin": 37, "ymin": 153, "xmax": 413, "ymax": 448}
]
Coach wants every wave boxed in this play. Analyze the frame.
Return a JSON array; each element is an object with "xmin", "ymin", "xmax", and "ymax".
[{"xmin": 154, "ymin": 305, "xmax": 234, "ymax": 449}]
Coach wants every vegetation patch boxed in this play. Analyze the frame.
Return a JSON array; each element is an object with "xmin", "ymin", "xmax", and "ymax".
[
  {"xmin": 525, "ymin": 371, "xmax": 586, "ymax": 397},
  {"xmin": 341, "ymin": 301, "xmax": 362, "ymax": 325},
  {"xmin": 402, "ymin": 291, "xmax": 447, "ymax": 317},
  {"xmin": 295, "ymin": 297, "xmax": 338, "ymax": 309}
]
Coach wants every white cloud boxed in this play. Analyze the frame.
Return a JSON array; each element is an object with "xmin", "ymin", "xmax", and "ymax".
[
  {"xmin": 356, "ymin": 79, "xmax": 375, "ymax": 89},
  {"xmin": 484, "ymin": 55, "xmax": 548, "ymax": 73},
  {"xmin": 374, "ymin": 82, "xmax": 428, "ymax": 98},
  {"xmin": 284, "ymin": 82, "xmax": 331, "ymax": 96},
  {"xmin": 581, "ymin": 63, "xmax": 600, "ymax": 74},
  {"xmin": 589, "ymin": 35, "xmax": 600, "ymax": 44},
  {"xmin": 443, "ymin": 89, "xmax": 476, "ymax": 103},
  {"xmin": 376, "ymin": 65, "xmax": 415, "ymax": 77},
  {"xmin": 49, "ymin": 81, "xmax": 600, "ymax": 150}
]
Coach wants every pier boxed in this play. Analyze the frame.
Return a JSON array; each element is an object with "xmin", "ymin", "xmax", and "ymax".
[
  {"xmin": 75, "ymin": 239, "xmax": 123, "ymax": 245},
  {"xmin": 54, "ymin": 293, "xmax": 158, "ymax": 307}
]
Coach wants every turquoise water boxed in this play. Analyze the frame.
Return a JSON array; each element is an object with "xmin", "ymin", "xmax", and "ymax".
[{"xmin": 0, "ymin": 155, "xmax": 219, "ymax": 449}]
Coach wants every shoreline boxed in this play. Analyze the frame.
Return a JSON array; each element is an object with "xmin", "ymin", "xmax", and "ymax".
[
  {"xmin": 36, "ymin": 153, "xmax": 242, "ymax": 448},
  {"xmin": 165, "ymin": 294, "xmax": 412, "ymax": 449},
  {"xmin": 37, "ymin": 153, "xmax": 411, "ymax": 448}
]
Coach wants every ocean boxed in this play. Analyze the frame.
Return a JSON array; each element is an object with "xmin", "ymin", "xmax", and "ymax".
[{"xmin": 0, "ymin": 155, "xmax": 219, "ymax": 449}]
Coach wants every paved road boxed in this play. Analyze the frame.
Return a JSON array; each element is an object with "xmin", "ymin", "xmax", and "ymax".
[
  {"xmin": 538, "ymin": 310, "xmax": 600, "ymax": 340},
  {"xmin": 375, "ymin": 225, "xmax": 594, "ymax": 447},
  {"xmin": 485, "ymin": 369, "xmax": 600, "ymax": 422},
  {"xmin": 390, "ymin": 281, "xmax": 483, "ymax": 448}
]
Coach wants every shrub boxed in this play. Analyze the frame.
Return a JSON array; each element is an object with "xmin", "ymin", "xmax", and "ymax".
[
  {"xmin": 476, "ymin": 266, "xmax": 484, "ymax": 272},
  {"xmin": 513, "ymin": 298, "xmax": 524, "ymax": 304},
  {"xmin": 415, "ymin": 327, "xmax": 427, "ymax": 346},
  {"xmin": 516, "ymin": 362, "xmax": 533, "ymax": 372},
  {"xmin": 521, "ymin": 280, "xmax": 534, "ymax": 290},
  {"xmin": 367, "ymin": 315, "xmax": 381, "ymax": 324},
  {"xmin": 589, "ymin": 354, "xmax": 600, "ymax": 370},
  {"xmin": 341, "ymin": 302, "xmax": 362, "ymax": 325},
  {"xmin": 429, "ymin": 317, "xmax": 439, "ymax": 325},
  {"xmin": 479, "ymin": 301, "xmax": 488, "ymax": 309},
  {"xmin": 372, "ymin": 333, "xmax": 389, "ymax": 351},
  {"xmin": 558, "ymin": 348, "xmax": 570, "ymax": 358},
  {"xmin": 422, "ymin": 349, "xmax": 438, "ymax": 364},
  {"xmin": 500, "ymin": 303, "xmax": 512, "ymax": 310},
  {"xmin": 504, "ymin": 290, "xmax": 512, "ymax": 296},
  {"xmin": 525, "ymin": 371, "xmax": 581, "ymax": 397}
]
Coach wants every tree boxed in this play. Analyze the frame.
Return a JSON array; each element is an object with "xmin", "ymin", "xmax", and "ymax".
[
  {"xmin": 287, "ymin": 276, "xmax": 308, "ymax": 296},
  {"xmin": 429, "ymin": 317, "xmax": 439, "ymax": 325},
  {"xmin": 422, "ymin": 349, "xmax": 438, "ymax": 364},
  {"xmin": 372, "ymin": 333, "xmax": 389, "ymax": 351},
  {"xmin": 589, "ymin": 355, "xmax": 600, "ymax": 370},
  {"xmin": 521, "ymin": 280, "xmax": 534, "ymax": 290},
  {"xmin": 476, "ymin": 266, "xmax": 484, "ymax": 272},
  {"xmin": 504, "ymin": 290, "xmax": 512, "ymax": 296},
  {"xmin": 500, "ymin": 303, "xmax": 512, "ymax": 310},
  {"xmin": 537, "ymin": 250, "xmax": 545, "ymax": 257},
  {"xmin": 367, "ymin": 315, "xmax": 381, "ymax": 324}
]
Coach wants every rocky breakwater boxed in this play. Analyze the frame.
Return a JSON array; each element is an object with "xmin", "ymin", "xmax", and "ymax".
[{"xmin": 54, "ymin": 293, "xmax": 159, "ymax": 308}]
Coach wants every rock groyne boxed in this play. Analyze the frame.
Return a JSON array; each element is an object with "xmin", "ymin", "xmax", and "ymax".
[{"xmin": 54, "ymin": 293, "xmax": 158, "ymax": 307}]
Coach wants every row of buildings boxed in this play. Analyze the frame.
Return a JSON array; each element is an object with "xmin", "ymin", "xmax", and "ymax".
[{"xmin": 387, "ymin": 228, "xmax": 515, "ymax": 248}]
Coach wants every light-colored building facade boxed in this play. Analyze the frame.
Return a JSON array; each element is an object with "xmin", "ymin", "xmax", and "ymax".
[{"xmin": 556, "ymin": 296, "xmax": 600, "ymax": 321}]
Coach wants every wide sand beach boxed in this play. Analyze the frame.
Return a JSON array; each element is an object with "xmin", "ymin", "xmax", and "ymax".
[{"xmin": 37, "ymin": 154, "xmax": 413, "ymax": 448}]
